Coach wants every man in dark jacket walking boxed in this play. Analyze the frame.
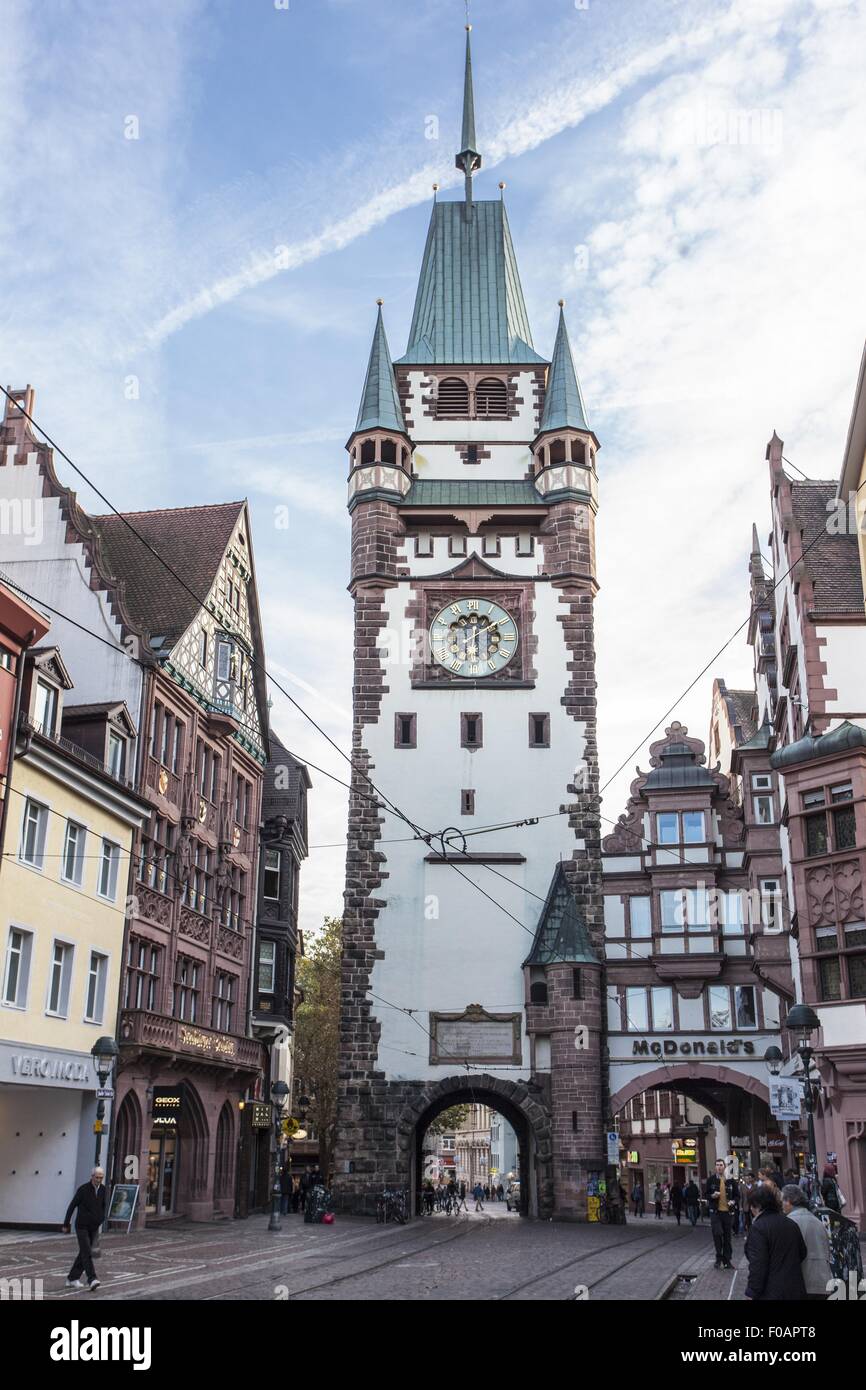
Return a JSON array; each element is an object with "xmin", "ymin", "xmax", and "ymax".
[
  {"xmin": 62, "ymin": 1167, "xmax": 106, "ymax": 1290},
  {"xmin": 705, "ymin": 1159, "xmax": 740, "ymax": 1269},
  {"xmin": 745, "ymin": 1185, "xmax": 807, "ymax": 1300}
]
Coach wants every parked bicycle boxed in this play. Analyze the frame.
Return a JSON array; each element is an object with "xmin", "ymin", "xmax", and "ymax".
[{"xmin": 376, "ymin": 1187, "xmax": 409, "ymax": 1224}]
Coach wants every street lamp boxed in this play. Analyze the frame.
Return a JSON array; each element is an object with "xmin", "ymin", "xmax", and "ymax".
[
  {"xmin": 91, "ymin": 1036, "xmax": 119, "ymax": 1169},
  {"xmin": 268, "ymin": 1080, "xmax": 290, "ymax": 1233},
  {"xmin": 90, "ymin": 1036, "xmax": 118, "ymax": 1260},
  {"xmin": 783, "ymin": 1004, "xmax": 822, "ymax": 1199},
  {"xmin": 763, "ymin": 1045, "xmax": 783, "ymax": 1077}
]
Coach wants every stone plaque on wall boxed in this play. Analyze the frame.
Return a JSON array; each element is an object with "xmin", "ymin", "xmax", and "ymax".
[{"xmin": 429, "ymin": 1004, "xmax": 522, "ymax": 1066}]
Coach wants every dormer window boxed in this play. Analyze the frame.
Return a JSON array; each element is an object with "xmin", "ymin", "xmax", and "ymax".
[
  {"xmin": 437, "ymin": 377, "xmax": 469, "ymax": 418},
  {"xmin": 475, "ymin": 378, "xmax": 507, "ymax": 419},
  {"xmin": 34, "ymin": 679, "xmax": 59, "ymax": 735},
  {"xmin": 108, "ymin": 729, "xmax": 127, "ymax": 780}
]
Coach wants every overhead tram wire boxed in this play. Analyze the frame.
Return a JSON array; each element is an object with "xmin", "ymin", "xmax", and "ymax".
[{"xmin": 0, "ymin": 387, "xmax": 430, "ymax": 848}]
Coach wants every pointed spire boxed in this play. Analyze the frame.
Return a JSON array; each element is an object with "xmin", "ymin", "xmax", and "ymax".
[
  {"xmin": 354, "ymin": 302, "xmax": 405, "ymax": 436},
  {"xmin": 539, "ymin": 302, "xmax": 591, "ymax": 435},
  {"xmin": 455, "ymin": 25, "xmax": 481, "ymax": 208}
]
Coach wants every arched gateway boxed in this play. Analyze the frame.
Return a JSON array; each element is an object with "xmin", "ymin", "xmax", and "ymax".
[
  {"xmin": 332, "ymin": 29, "xmax": 608, "ymax": 1222},
  {"xmin": 399, "ymin": 1075, "xmax": 554, "ymax": 1219}
]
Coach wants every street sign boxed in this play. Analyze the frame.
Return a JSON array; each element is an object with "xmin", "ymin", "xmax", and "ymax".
[
  {"xmin": 606, "ymin": 1131, "xmax": 619, "ymax": 1164},
  {"xmin": 96, "ymin": 1087, "xmax": 114, "ymax": 1100}
]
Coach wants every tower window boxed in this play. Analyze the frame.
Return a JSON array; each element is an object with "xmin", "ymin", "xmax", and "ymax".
[
  {"xmin": 461, "ymin": 712, "xmax": 483, "ymax": 748},
  {"xmin": 530, "ymin": 981, "xmax": 548, "ymax": 1005},
  {"xmin": 415, "ymin": 533, "xmax": 434, "ymax": 558},
  {"xmin": 549, "ymin": 438, "xmax": 567, "ymax": 465},
  {"xmin": 481, "ymin": 534, "xmax": 500, "ymax": 557},
  {"xmin": 449, "ymin": 535, "xmax": 467, "ymax": 557},
  {"xmin": 465, "ymin": 444, "xmax": 478, "ymax": 464},
  {"xmin": 516, "ymin": 531, "xmax": 534, "ymax": 556},
  {"xmin": 461, "ymin": 789, "xmax": 475, "ymax": 816},
  {"xmin": 572, "ymin": 968, "xmax": 582, "ymax": 1000},
  {"xmin": 437, "ymin": 377, "xmax": 470, "ymax": 418},
  {"xmin": 529, "ymin": 713, "xmax": 550, "ymax": 747},
  {"xmin": 475, "ymin": 378, "xmax": 508, "ymax": 419},
  {"xmin": 381, "ymin": 439, "xmax": 397, "ymax": 464},
  {"xmin": 395, "ymin": 713, "xmax": 417, "ymax": 748},
  {"xmin": 360, "ymin": 438, "xmax": 376, "ymax": 464}
]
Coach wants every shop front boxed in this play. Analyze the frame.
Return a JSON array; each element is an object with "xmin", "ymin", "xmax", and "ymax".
[
  {"xmin": 114, "ymin": 1013, "xmax": 264, "ymax": 1227},
  {"xmin": 0, "ymin": 1040, "xmax": 103, "ymax": 1226}
]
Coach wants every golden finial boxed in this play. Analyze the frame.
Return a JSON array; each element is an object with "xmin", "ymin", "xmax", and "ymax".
[
  {"xmin": 499, "ymin": 181, "xmax": 506, "ymax": 190},
  {"xmin": 376, "ymin": 298, "xmax": 383, "ymax": 306},
  {"xmin": 558, "ymin": 299, "xmax": 565, "ymax": 308}
]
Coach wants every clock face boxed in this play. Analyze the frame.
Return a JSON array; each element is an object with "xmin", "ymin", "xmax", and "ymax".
[{"xmin": 429, "ymin": 597, "xmax": 518, "ymax": 678}]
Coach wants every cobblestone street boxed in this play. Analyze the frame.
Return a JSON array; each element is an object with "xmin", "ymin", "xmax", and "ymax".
[{"xmin": 1, "ymin": 1213, "xmax": 730, "ymax": 1302}]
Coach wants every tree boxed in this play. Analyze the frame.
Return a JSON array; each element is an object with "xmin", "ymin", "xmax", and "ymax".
[
  {"xmin": 293, "ymin": 916, "xmax": 341, "ymax": 1181},
  {"xmin": 426, "ymin": 1105, "xmax": 470, "ymax": 1137}
]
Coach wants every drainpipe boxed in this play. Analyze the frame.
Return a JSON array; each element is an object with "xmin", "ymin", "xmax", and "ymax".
[{"xmin": 0, "ymin": 628, "xmax": 36, "ymax": 875}]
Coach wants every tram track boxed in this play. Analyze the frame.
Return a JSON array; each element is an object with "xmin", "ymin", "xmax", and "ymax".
[{"xmin": 495, "ymin": 1224, "xmax": 699, "ymax": 1301}]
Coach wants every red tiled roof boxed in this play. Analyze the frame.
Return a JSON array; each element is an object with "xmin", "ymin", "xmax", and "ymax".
[
  {"xmin": 91, "ymin": 502, "xmax": 244, "ymax": 645},
  {"xmin": 791, "ymin": 481, "xmax": 864, "ymax": 612}
]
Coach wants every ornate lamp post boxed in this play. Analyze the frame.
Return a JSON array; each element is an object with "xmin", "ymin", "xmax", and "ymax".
[
  {"xmin": 90, "ymin": 1036, "xmax": 118, "ymax": 1259},
  {"xmin": 268, "ymin": 1080, "xmax": 290, "ymax": 1233},
  {"xmin": 783, "ymin": 1004, "xmax": 822, "ymax": 1197},
  {"xmin": 91, "ymin": 1036, "xmax": 119, "ymax": 1169}
]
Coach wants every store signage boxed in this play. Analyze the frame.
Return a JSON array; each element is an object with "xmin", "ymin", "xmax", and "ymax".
[
  {"xmin": 627, "ymin": 1151, "xmax": 639, "ymax": 1164},
  {"xmin": 672, "ymin": 1138, "xmax": 698, "ymax": 1163},
  {"xmin": 765, "ymin": 1136, "xmax": 787, "ymax": 1152},
  {"xmin": 5, "ymin": 1045, "xmax": 93, "ymax": 1087},
  {"xmin": 632, "ymin": 1038, "xmax": 756, "ymax": 1058},
  {"xmin": 249, "ymin": 1102, "xmax": 271, "ymax": 1129},
  {"xmin": 179, "ymin": 1026, "xmax": 237, "ymax": 1059},
  {"xmin": 151, "ymin": 1085, "xmax": 183, "ymax": 1129},
  {"xmin": 731, "ymin": 1136, "xmax": 750, "ymax": 1147}
]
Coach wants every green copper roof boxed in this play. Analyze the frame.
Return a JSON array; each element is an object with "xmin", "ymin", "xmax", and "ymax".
[
  {"xmin": 396, "ymin": 200, "xmax": 546, "ymax": 365},
  {"xmin": 354, "ymin": 305, "xmax": 406, "ymax": 435},
  {"xmin": 770, "ymin": 719, "xmax": 866, "ymax": 770},
  {"xmin": 538, "ymin": 305, "xmax": 590, "ymax": 434},
  {"xmin": 401, "ymin": 479, "xmax": 544, "ymax": 507},
  {"xmin": 523, "ymin": 863, "xmax": 599, "ymax": 967}
]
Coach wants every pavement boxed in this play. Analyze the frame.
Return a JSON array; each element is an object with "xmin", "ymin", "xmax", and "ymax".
[{"xmin": 0, "ymin": 1211, "xmax": 735, "ymax": 1302}]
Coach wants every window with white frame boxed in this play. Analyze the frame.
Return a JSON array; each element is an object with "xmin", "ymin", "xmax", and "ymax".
[
  {"xmin": 46, "ymin": 941, "xmax": 74, "ymax": 1017},
  {"xmin": 107, "ymin": 730, "xmax": 126, "ymax": 780},
  {"xmin": 258, "ymin": 939, "xmax": 276, "ymax": 993},
  {"xmin": 759, "ymin": 879, "xmax": 782, "ymax": 931},
  {"xmin": 657, "ymin": 812, "xmax": 678, "ymax": 844},
  {"xmin": 682, "ymin": 811, "xmax": 705, "ymax": 843},
  {"xmin": 629, "ymin": 896, "xmax": 652, "ymax": 938},
  {"xmin": 719, "ymin": 889, "xmax": 746, "ymax": 934},
  {"xmin": 98, "ymin": 839, "xmax": 120, "ymax": 900},
  {"xmin": 84, "ymin": 951, "xmax": 108, "ymax": 1024},
  {"xmin": 625, "ymin": 987, "xmax": 649, "ymax": 1031},
  {"xmin": 735, "ymin": 985, "xmax": 758, "ymax": 1029},
  {"xmin": 19, "ymin": 798, "xmax": 48, "ymax": 868},
  {"xmin": 708, "ymin": 984, "xmax": 757, "ymax": 1030},
  {"xmin": 651, "ymin": 986, "xmax": 674, "ymax": 1030},
  {"xmin": 61, "ymin": 820, "xmax": 86, "ymax": 885},
  {"xmin": 263, "ymin": 849, "xmax": 281, "ymax": 901},
  {"xmin": 753, "ymin": 793, "xmax": 775, "ymax": 824},
  {"xmin": 34, "ymin": 679, "xmax": 59, "ymax": 735},
  {"xmin": 2, "ymin": 927, "xmax": 33, "ymax": 1007},
  {"xmin": 708, "ymin": 985, "xmax": 732, "ymax": 1030},
  {"xmin": 660, "ymin": 887, "xmax": 708, "ymax": 932}
]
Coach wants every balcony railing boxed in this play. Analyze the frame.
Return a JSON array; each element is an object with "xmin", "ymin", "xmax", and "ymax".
[
  {"xmin": 119, "ymin": 1008, "xmax": 262, "ymax": 1070},
  {"xmin": 20, "ymin": 713, "xmax": 136, "ymax": 789}
]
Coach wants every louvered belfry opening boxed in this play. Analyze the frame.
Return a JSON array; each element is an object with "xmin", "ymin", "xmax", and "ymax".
[
  {"xmin": 475, "ymin": 376, "xmax": 508, "ymax": 419},
  {"xmin": 436, "ymin": 376, "xmax": 470, "ymax": 418}
]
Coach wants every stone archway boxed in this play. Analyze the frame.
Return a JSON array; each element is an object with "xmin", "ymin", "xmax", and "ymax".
[
  {"xmin": 609, "ymin": 1064, "xmax": 772, "ymax": 1115},
  {"xmin": 396, "ymin": 1073, "xmax": 553, "ymax": 1219}
]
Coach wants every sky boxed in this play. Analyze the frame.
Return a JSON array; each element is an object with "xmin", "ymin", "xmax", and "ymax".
[{"xmin": 2, "ymin": 0, "xmax": 866, "ymax": 936}]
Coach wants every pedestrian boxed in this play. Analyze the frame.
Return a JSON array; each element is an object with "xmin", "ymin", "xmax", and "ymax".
[
  {"xmin": 705, "ymin": 1159, "xmax": 739, "ymax": 1269},
  {"xmin": 781, "ymin": 1185, "xmax": 831, "ymax": 1300},
  {"xmin": 653, "ymin": 1182, "xmax": 664, "ymax": 1219},
  {"xmin": 632, "ymin": 1181, "xmax": 645, "ymax": 1218},
  {"xmin": 670, "ymin": 1181, "xmax": 684, "ymax": 1226},
  {"xmin": 744, "ymin": 1186, "xmax": 807, "ymax": 1300},
  {"xmin": 62, "ymin": 1166, "xmax": 106, "ymax": 1291},
  {"xmin": 820, "ymin": 1165, "xmax": 845, "ymax": 1214},
  {"xmin": 473, "ymin": 1182, "xmax": 485, "ymax": 1212},
  {"xmin": 459, "ymin": 1180, "xmax": 466, "ymax": 1200},
  {"xmin": 498, "ymin": 1183, "xmax": 505, "ymax": 1201},
  {"xmin": 684, "ymin": 1179, "xmax": 700, "ymax": 1227},
  {"xmin": 741, "ymin": 1173, "xmax": 754, "ymax": 1235},
  {"xmin": 423, "ymin": 1180, "xmax": 435, "ymax": 1214},
  {"xmin": 291, "ymin": 1176, "xmax": 301, "ymax": 1214},
  {"xmin": 758, "ymin": 1167, "xmax": 783, "ymax": 1209},
  {"xmin": 279, "ymin": 1163, "xmax": 293, "ymax": 1215},
  {"xmin": 662, "ymin": 1181, "xmax": 671, "ymax": 1216},
  {"xmin": 483, "ymin": 1184, "xmax": 490, "ymax": 1201}
]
